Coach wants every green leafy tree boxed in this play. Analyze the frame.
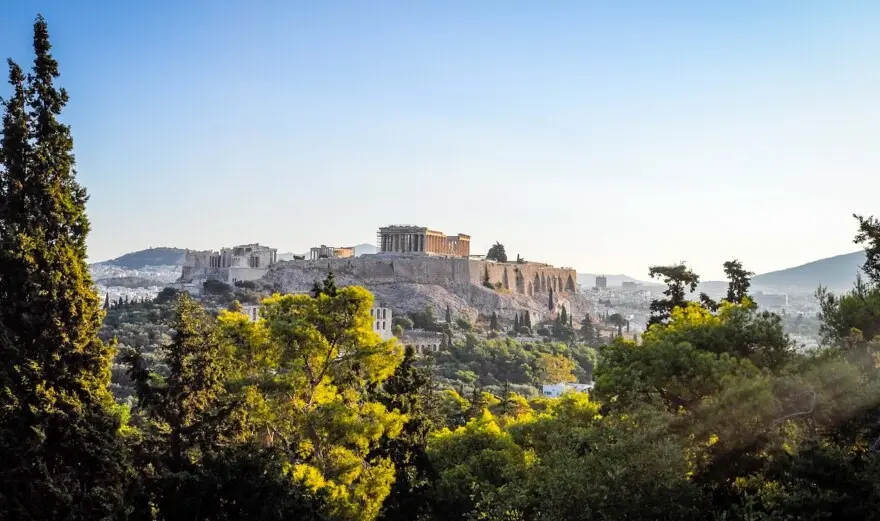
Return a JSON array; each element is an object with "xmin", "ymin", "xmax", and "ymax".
[
  {"xmin": 486, "ymin": 242, "xmax": 508, "ymax": 263},
  {"xmin": 218, "ymin": 280, "xmax": 404, "ymax": 520},
  {"xmin": 0, "ymin": 16, "xmax": 129, "ymax": 519},
  {"xmin": 723, "ymin": 259, "xmax": 754, "ymax": 304},
  {"xmin": 854, "ymin": 213, "xmax": 880, "ymax": 283},
  {"xmin": 648, "ymin": 263, "xmax": 700, "ymax": 326}
]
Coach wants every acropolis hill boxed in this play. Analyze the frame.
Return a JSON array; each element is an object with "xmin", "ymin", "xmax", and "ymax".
[
  {"xmin": 177, "ymin": 224, "xmax": 585, "ymax": 323},
  {"xmin": 263, "ymin": 225, "xmax": 584, "ymax": 323}
]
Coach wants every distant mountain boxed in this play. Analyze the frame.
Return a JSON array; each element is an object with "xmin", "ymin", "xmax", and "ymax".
[
  {"xmin": 354, "ymin": 243, "xmax": 379, "ymax": 256},
  {"xmin": 577, "ymin": 273, "xmax": 661, "ymax": 288},
  {"xmin": 752, "ymin": 251, "xmax": 865, "ymax": 292},
  {"xmin": 98, "ymin": 247, "xmax": 188, "ymax": 269},
  {"xmin": 277, "ymin": 252, "xmax": 306, "ymax": 261}
]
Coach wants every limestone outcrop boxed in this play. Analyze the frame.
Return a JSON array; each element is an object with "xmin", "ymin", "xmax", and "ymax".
[{"xmin": 262, "ymin": 254, "xmax": 587, "ymax": 324}]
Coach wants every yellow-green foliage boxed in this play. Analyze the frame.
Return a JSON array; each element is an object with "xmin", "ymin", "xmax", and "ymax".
[{"xmin": 219, "ymin": 286, "xmax": 404, "ymax": 521}]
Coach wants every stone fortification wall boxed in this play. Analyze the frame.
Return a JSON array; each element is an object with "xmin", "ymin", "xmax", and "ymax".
[
  {"xmin": 277, "ymin": 254, "xmax": 472, "ymax": 285},
  {"xmin": 274, "ymin": 255, "xmax": 576, "ymax": 296},
  {"xmin": 469, "ymin": 260, "xmax": 577, "ymax": 296}
]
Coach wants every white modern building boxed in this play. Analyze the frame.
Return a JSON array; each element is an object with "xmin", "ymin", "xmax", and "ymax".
[{"xmin": 542, "ymin": 382, "xmax": 594, "ymax": 398}]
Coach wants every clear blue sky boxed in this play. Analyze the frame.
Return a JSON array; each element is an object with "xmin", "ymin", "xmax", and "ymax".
[{"xmin": 2, "ymin": 1, "xmax": 879, "ymax": 279}]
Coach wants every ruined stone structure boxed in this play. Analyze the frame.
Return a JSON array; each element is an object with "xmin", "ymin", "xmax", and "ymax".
[
  {"xmin": 179, "ymin": 243, "xmax": 278, "ymax": 285},
  {"xmin": 309, "ymin": 245, "xmax": 354, "ymax": 260},
  {"xmin": 370, "ymin": 306, "xmax": 393, "ymax": 341},
  {"xmin": 378, "ymin": 225, "xmax": 470, "ymax": 257},
  {"xmin": 401, "ymin": 329, "xmax": 444, "ymax": 355},
  {"xmin": 242, "ymin": 302, "xmax": 392, "ymax": 342}
]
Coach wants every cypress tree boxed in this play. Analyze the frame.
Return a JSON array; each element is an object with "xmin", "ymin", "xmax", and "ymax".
[
  {"xmin": 0, "ymin": 15, "xmax": 127, "ymax": 519},
  {"xmin": 548, "ymin": 287, "xmax": 555, "ymax": 311},
  {"xmin": 490, "ymin": 311, "xmax": 498, "ymax": 331},
  {"xmin": 560, "ymin": 305, "xmax": 568, "ymax": 325},
  {"xmin": 104, "ymin": 292, "xmax": 110, "ymax": 310},
  {"xmin": 445, "ymin": 305, "xmax": 452, "ymax": 324},
  {"xmin": 514, "ymin": 313, "xmax": 520, "ymax": 331},
  {"xmin": 525, "ymin": 310, "xmax": 531, "ymax": 329}
]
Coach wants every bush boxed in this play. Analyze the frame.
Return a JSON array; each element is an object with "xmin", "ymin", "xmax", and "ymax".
[
  {"xmin": 456, "ymin": 318, "xmax": 472, "ymax": 330},
  {"xmin": 203, "ymin": 279, "xmax": 233, "ymax": 296}
]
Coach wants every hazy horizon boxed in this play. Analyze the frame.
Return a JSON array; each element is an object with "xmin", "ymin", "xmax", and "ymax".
[{"xmin": 3, "ymin": 1, "xmax": 879, "ymax": 279}]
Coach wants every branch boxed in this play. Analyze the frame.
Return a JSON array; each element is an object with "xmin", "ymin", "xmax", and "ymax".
[{"xmin": 770, "ymin": 391, "xmax": 817, "ymax": 426}]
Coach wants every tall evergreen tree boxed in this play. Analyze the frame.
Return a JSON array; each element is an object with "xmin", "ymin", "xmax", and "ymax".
[
  {"xmin": 647, "ymin": 263, "xmax": 700, "ymax": 326},
  {"xmin": 490, "ymin": 311, "xmax": 499, "ymax": 331},
  {"xmin": 0, "ymin": 16, "xmax": 127, "ymax": 519},
  {"xmin": 445, "ymin": 305, "xmax": 452, "ymax": 324},
  {"xmin": 548, "ymin": 287, "xmax": 555, "ymax": 311},
  {"xmin": 723, "ymin": 259, "xmax": 754, "ymax": 304},
  {"xmin": 525, "ymin": 310, "xmax": 532, "ymax": 329},
  {"xmin": 560, "ymin": 305, "xmax": 568, "ymax": 325},
  {"xmin": 514, "ymin": 313, "xmax": 520, "ymax": 331},
  {"xmin": 371, "ymin": 346, "xmax": 439, "ymax": 521},
  {"xmin": 580, "ymin": 315, "xmax": 596, "ymax": 344},
  {"xmin": 104, "ymin": 292, "xmax": 110, "ymax": 310}
]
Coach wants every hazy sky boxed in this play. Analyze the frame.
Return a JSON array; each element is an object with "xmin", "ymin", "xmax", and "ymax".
[{"xmin": 2, "ymin": 1, "xmax": 878, "ymax": 279}]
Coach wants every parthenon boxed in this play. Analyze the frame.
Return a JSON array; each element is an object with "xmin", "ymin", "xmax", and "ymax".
[{"xmin": 378, "ymin": 225, "xmax": 471, "ymax": 257}]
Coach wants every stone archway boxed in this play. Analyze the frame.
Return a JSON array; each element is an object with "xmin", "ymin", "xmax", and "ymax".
[
  {"xmin": 534, "ymin": 273, "xmax": 540, "ymax": 293},
  {"xmin": 503, "ymin": 267, "xmax": 510, "ymax": 290},
  {"xmin": 515, "ymin": 269, "xmax": 525, "ymax": 294},
  {"xmin": 527, "ymin": 281, "xmax": 534, "ymax": 295},
  {"xmin": 540, "ymin": 273, "xmax": 546, "ymax": 292},
  {"xmin": 566, "ymin": 274, "xmax": 575, "ymax": 292}
]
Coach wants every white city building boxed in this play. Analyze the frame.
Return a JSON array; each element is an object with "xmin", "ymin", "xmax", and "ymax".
[{"xmin": 542, "ymin": 382, "xmax": 594, "ymax": 398}]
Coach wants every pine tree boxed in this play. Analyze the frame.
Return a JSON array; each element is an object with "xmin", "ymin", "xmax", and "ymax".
[
  {"xmin": 370, "ymin": 346, "xmax": 439, "ymax": 521},
  {"xmin": 490, "ymin": 311, "xmax": 499, "ymax": 331},
  {"xmin": 323, "ymin": 269, "xmax": 338, "ymax": 297},
  {"xmin": 580, "ymin": 315, "xmax": 596, "ymax": 344},
  {"xmin": 0, "ymin": 15, "xmax": 127, "ymax": 518}
]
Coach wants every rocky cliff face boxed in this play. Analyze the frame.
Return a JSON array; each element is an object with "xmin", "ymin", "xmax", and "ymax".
[{"xmin": 262, "ymin": 257, "xmax": 590, "ymax": 324}]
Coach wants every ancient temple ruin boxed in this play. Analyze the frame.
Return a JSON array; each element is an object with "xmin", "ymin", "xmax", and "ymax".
[{"xmin": 377, "ymin": 225, "xmax": 471, "ymax": 257}]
